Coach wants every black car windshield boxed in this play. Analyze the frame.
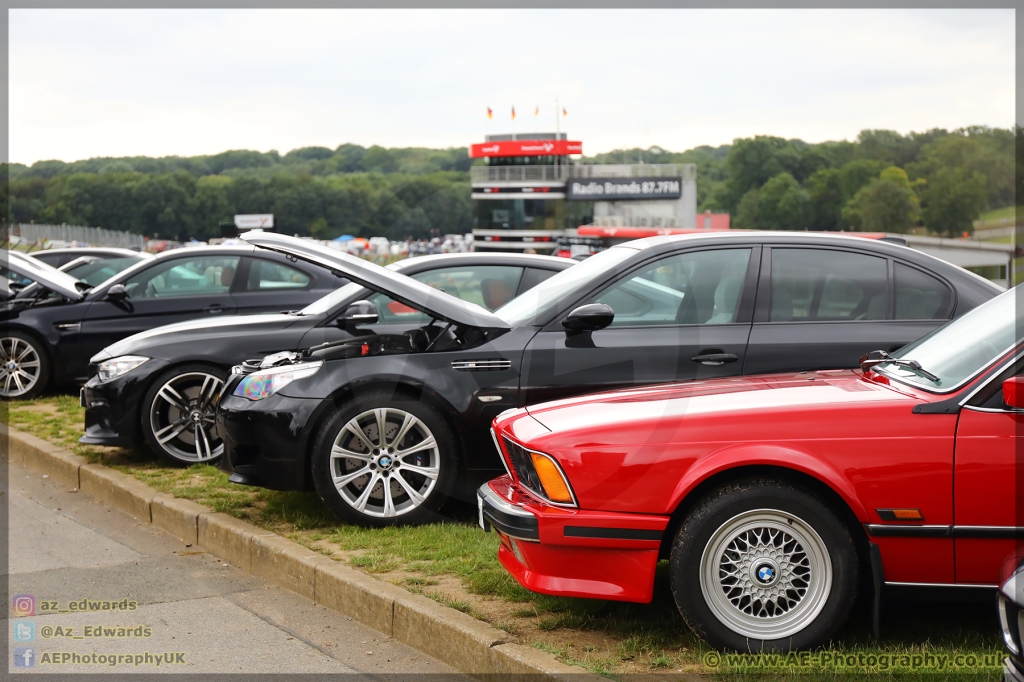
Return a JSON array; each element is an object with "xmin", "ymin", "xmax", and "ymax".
[
  {"xmin": 299, "ymin": 261, "xmax": 406, "ymax": 316},
  {"xmin": 494, "ymin": 246, "xmax": 637, "ymax": 326},
  {"xmin": 875, "ymin": 285, "xmax": 1021, "ymax": 392},
  {"xmin": 65, "ymin": 256, "xmax": 146, "ymax": 287}
]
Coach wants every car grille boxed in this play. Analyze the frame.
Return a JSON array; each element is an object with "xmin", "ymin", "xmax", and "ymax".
[{"xmin": 502, "ymin": 437, "xmax": 545, "ymax": 498}]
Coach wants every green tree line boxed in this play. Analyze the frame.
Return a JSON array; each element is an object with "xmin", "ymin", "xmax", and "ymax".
[
  {"xmin": 2, "ymin": 128, "xmax": 1016, "ymax": 240},
  {"xmin": 593, "ymin": 126, "xmax": 1017, "ymax": 236}
]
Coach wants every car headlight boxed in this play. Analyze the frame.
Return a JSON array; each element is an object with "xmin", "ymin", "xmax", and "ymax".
[
  {"xmin": 96, "ymin": 355, "xmax": 149, "ymax": 383},
  {"xmin": 232, "ymin": 361, "xmax": 323, "ymax": 401}
]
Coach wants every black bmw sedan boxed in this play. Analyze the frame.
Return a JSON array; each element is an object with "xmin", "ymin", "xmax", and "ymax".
[
  {"xmin": 214, "ymin": 231, "xmax": 1000, "ymax": 527},
  {"xmin": 2, "ymin": 244, "xmax": 341, "ymax": 399},
  {"xmin": 80, "ymin": 252, "xmax": 571, "ymax": 465}
]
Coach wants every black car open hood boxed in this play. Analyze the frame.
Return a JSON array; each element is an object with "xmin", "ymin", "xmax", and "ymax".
[
  {"xmin": 241, "ymin": 232, "xmax": 511, "ymax": 331},
  {"xmin": 4, "ymin": 251, "xmax": 86, "ymax": 301}
]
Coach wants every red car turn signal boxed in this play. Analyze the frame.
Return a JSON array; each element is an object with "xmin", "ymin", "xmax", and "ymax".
[{"xmin": 529, "ymin": 452, "xmax": 575, "ymax": 505}]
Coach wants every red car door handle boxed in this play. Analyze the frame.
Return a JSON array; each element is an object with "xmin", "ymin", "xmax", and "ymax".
[
  {"xmin": 691, "ymin": 352, "xmax": 738, "ymax": 366},
  {"xmin": 204, "ymin": 304, "xmax": 224, "ymax": 314}
]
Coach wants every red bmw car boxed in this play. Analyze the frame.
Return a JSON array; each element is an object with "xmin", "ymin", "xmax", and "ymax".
[{"xmin": 479, "ymin": 286, "xmax": 1022, "ymax": 651}]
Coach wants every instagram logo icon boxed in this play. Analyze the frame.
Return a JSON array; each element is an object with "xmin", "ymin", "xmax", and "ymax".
[{"xmin": 12, "ymin": 595, "xmax": 35, "ymax": 617}]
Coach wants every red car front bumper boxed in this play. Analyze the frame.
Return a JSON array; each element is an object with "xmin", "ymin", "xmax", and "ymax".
[{"xmin": 477, "ymin": 476, "xmax": 670, "ymax": 603}]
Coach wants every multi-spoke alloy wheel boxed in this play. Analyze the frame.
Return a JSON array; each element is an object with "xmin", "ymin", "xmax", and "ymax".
[
  {"xmin": 330, "ymin": 407, "xmax": 439, "ymax": 518},
  {"xmin": 670, "ymin": 479, "xmax": 857, "ymax": 652},
  {"xmin": 0, "ymin": 334, "xmax": 46, "ymax": 399},
  {"xmin": 312, "ymin": 392, "xmax": 455, "ymax": 526},
  {"xmin": 144, "ymin": 369, "xmax": 224, "ymax": 465},
  {"xmin": 700, "ymin": 509, "xmax": 831, "ymax": 640}
]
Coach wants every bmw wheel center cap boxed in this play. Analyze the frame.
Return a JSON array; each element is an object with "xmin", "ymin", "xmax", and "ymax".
[{"xmin": 752, "ymin": 559, "xmax": 781, "ymax": 586}]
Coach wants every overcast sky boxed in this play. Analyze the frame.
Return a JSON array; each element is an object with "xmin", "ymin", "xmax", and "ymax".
[{"xmin": 8, "ymin": 8, "xmax": 1016, "ymax": 165}]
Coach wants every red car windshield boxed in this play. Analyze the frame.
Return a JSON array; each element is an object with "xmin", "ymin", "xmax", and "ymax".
[{"xmin": 876, "ymin": 285, "xmax": 1021, "ymax": 392}]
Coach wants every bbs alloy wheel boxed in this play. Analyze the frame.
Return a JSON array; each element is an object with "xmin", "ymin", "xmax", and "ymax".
[
  {"xmin": 700, "ymin": 509, "xmax": 831, "ymax": 640},
  {"xmin": 312, "ymin": 393, "xmax": 456, "ymax": 527},
  {"xmin": 670, "ymin": 479, "xmax": 857, "ymax": 652},
  {"xmin": 143, "ymin": 368, "xmax": 224, "ymax": 465}
]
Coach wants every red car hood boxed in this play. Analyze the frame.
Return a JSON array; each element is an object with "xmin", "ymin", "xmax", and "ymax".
[{"xmin": 524, "ymin": 370, "xmax": 917, "ymax": 444}]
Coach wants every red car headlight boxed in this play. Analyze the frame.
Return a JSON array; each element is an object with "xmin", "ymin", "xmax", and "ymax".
[{"xmin": 498, "ymin": 435, "xmax": 576, "ymax": 506}]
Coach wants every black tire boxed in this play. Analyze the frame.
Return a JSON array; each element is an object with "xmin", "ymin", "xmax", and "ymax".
[
  {"xmin": 0, "ymin": 330, "xmax": 50, "ymax": 399},
  {"xmin": 141, "ymin": 363, "xmax": 227, "ymax": 467},
  {"xmin": 670, "ymin": 478, "xmax": 857, "ymax": 652},
  {"xmin": 310, "ymin": 390, "xmax": 457, "ymax": 527}
]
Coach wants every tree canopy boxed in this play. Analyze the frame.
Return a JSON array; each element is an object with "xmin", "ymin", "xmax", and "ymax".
[{"xmin": 2, "ymin": 127, "xmax": 1016, "ymax": 240}]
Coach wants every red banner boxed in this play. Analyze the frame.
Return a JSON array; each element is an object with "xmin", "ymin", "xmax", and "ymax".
[{"xmin": 469, "ymin": 140, "xmax": 583, "ymax": 158}]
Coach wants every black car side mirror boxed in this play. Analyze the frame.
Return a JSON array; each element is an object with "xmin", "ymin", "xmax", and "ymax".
[
  {"xmin": 337, "ymin": 300, "xmax": 378, "ymax": 328},
  {"xmin": 106, "ymin": 283, "xmax": 128, "ymax": 301},
  {"xmin": 562, "ymin": 304, "xmax": 614, "ymax": 335}
]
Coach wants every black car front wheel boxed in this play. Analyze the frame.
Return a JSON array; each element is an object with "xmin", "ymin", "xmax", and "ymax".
[
  {"xmin": 142, "ymin": 364, "xmax": 226, "ymax": 466},
  {"xmin": 0, "ymin": 331, "xmax": 49, "ymax": 399},
  {"xmin": 311, "ymin": 391, "xmax": 456, "ymax": 527},
  {"xmin": 670, "ymin": 478, "xmax": 858, "ymax": 652}
]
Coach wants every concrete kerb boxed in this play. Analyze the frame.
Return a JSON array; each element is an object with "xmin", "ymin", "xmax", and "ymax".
[{"xmin": 4, "ymin": 426, "xmax": 599, "ymax": 680}]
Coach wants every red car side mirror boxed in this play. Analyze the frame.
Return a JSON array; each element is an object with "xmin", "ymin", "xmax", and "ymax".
[{"xmin": 1003, "ymin": 377, "xmax": 1024, "ymax": 409}]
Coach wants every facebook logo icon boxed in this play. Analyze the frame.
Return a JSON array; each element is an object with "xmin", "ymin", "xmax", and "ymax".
[{"xmin": 13, "ymin": 646, "xmax": 35, "ymax": 668}]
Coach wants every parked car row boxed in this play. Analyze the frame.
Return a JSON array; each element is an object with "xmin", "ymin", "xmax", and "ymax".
[
  {"xmin": 210, "ymin": 230, "xmax": 998, "ymax": 524},
  {"xmin": 79, "ymin": 251, "xmax": 571, "ymax": 464},
  {"xmin": 3, "ymin": 232, "xmax": 1019, "ymax": 658},
  {"xmin": 1, "ymin": 244, "xmax": 346, "ymax": 398}
]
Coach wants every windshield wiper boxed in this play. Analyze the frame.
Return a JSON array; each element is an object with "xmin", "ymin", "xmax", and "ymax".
[{"xmin": 859, "ymin": 350, "xmax": 941, "ymax": 383}]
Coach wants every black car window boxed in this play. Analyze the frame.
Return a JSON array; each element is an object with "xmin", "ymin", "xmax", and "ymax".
[
  {"xmin": 245, "ymin": 258, "xmax": 311, "ymax": 291},
  {"xmin": 518, "ymin": 266, "xmax": 559, "ymax": 295},
  {"xmin": 124, "ymin": 256, "xmax": 241, "ymax": 299},
  {"xmin": 30, "ymin": 253, "xmax": 66, "ymax": 268},
  {"xmin": 65, "ymin": 256, "xmax": 144, "ymax": 286},
  {"xmin": 894, "ymin": 262, "xmax": 953, "ymax": 320},
  {"xmin": 367, "ymin": 265, "xmax": 525, "ymax": 323},
  {"xmin": 592, "ymin": 248, "xmax": 751, "ymax": 327},
  {"xmin": 770, "ymin": 249, "xmax": 887, "ymax": 322}
]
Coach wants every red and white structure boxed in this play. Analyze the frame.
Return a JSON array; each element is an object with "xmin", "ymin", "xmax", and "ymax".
[{"xmin": 470, "ymin": 132, "xmax": 711, "ymax": 253}]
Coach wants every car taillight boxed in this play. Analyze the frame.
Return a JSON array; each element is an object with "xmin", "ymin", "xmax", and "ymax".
[{"xmin": 501, "ymin": 436, "xmax": 576, "ymax": 506}]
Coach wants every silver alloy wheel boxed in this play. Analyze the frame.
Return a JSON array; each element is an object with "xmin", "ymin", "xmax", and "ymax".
[
  {"xmin": 700, "ymin": 509, "xmax": 832, "ymax": 640},
  {"xmin": 330, "ymin": 407, "xmax": 440, "ymax": 518},
  {"xmin": 0, "ymin": 336, "xmax": 42, "ymax": 398},
  {"xmin": 148, "ymin": 372, "xmax": 224, "ymax": 462}
]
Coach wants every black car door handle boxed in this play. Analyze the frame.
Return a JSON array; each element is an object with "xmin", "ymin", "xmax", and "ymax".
[
  {"xmin": 691, "ymin": 352, "xmax": 739, "ymax": 366},
  {"xmin": 204, "ymin": 304, "xmax": 224, "ymax": 314}
]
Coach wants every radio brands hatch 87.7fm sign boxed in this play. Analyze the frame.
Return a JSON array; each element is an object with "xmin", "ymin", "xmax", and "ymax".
[{"xmin": 566, "ymin": 177, "xmax": 683, "ymax": 201}]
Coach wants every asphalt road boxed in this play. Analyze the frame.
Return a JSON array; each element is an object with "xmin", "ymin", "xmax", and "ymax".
[{"xmin": 5, "ymin": 458, "xmax": 470, "ymax": 678}]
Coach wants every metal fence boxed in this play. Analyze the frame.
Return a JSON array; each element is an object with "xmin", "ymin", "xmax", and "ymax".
[{"xmin": 4, "ymin": 223, "xmax": 145, "ymax": 250}]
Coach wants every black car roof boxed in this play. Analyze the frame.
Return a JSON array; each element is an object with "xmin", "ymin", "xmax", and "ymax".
[
  {"xmin": 391, "ymin": 252, "xmax": 572, "ymax": 274},
  {"xmin": 29, "ymin": 247, "xmax": 142, "ymax": 258}
]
